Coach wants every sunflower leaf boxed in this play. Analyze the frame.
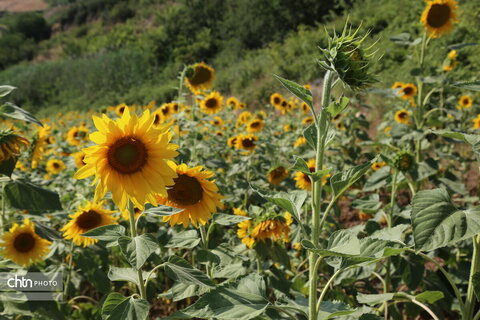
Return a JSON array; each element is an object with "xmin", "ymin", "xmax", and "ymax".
[
  {"xmin": 450, "ymin": 80, "xmax": 480, "ymax": 92},
  {"xmin": 255, "ymin": 189, "xmax": 307, "ymax": 227},
  {"xmin": 273, "ymin": 74, "xmax": 313, "ymax": 110},
  {"xmin": 291, "ymin": 156, "xmax": 330, "ymax": 181},
  {"xmin": 0, "ymin": 102, "xmax": 42, "ymax": 126},
  {"xmin": 108, "ymin": 267, "xmax": 154, "ymax": 287},
  {"xmin": 326, "ymin": 96, "xmax": 349, "ymax": 118},
  {"xmin": 164, "ymin": 255, "xmax": 215, "ymax": 288},
  {"xmin": 143, "ymin": 204, "xmax": 183, "ymax": 217},
  {"xmin": 4, "ymin": 179, "xmax": 62, "ymax": 212},
  {"xmin": 431, "ymin": 130, "xmax": 480, "ymax": 163},
  {"xmin": 82, "ymin": 224, "xmax": 126, "ymax": 242},
  {"xmin": 102, "ymin": 294, "xmax": 150, "ymax": 320},
  {"xmin": 330, "ymin": 159, "xmax": 376, "ymax": 200},
  {"xmin": 213, "ymin": 213, "xmax": 250, "ymax": 226},
  {"xmin": 0, "ymin": 85, "xmax": 16, "ymax": 97},
  {"xmin": 118, "ymin": 234, "xmax": 159, "ymax": 269}
]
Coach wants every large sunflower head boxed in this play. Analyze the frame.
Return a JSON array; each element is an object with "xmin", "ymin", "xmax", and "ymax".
[
  {"xmin": 61, "ymin": 201, "xmax": 117, "ymax": 247},
  {"xmin": 46, "ymin": 159, "xmax": 66, "ymax": 175},
  {"xmin": 200, "ymin": 91, "xmax": 224, "ymax": 115},
  {"xmin": 185, "ymin": 62, "xmax": 215, "ymax": 92},
  {"xmin": 0, "ymin": 129, "xmax": 29, "ymax": 163},
  {"xmin": 74, "ymin": 106, "xmax": 179, "ymax": 211},
  {"xmin": 0, "ymin": 218, "xmax": 51, "ymax": 266},
  {"xmin": 67, "ymin": 126, "xmax": 89, "ymax": 146},
  {"xmin": 246, "ymin": 119, "xmax": 265, "ymax": 133},
  {"xmin": 235, "ymin": 134, "xmax": 258, "ymax": 151},
  {"xmin": 421, "ymin": 0, "xmax": 458, "ymax": 38},
  {"xmin": 267, "ymin": 166, "xmax": 288, "ymax": 185},
  {"xmin": 394, "ymin": 109, "xmax": 411, "ymax": 125},
  {"xmin": 158, "ymin": 163, "xmax": 223, "ymax": 228}
]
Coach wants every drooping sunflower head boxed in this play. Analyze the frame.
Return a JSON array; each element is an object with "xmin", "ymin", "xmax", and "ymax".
[
  {"xmin": 0, "ymin": 129, "xmax": 29, "ymax": 163},
  {"xmin": 394, "ymin": 109, "xmax": 410, "ymax": 125},
  {"xmin": 270, "ymin": 93, "xmax": 283, "ymax": 107},
  {"xmin": 235, "ymin": 134, "xmax": 258, "ymax": 151},
  {"xmin": 421, "ymin": 0, "xmax": 458, "ymax": 38},
  {"xmin": 267, "ymin": 166, "xmax": 289, "ymax": 185},
  {"xmin": 74, "ymin": 106, "xmax": 179, "ymax": 211},
  {"xmin": 371, "ymin": 161, "xmax": 387, "ymax": 171},
  {"xmin": 67, "ymin": 126, "xmax": 89, "ymax": 146},
  {"xmin": 200, "ymin": 91, "xmax": 224, "ymax": 115},
  {"xmin": 226, "ymin": 97, "xmax": 240, "ymax": 109},
  {"xmin": 0, "ymin": 218, "xmax": 51, "ymax": 266},
  {"xmin": 158, "ymin": 163, "xmax": 223, "ymax": 228},
  {"xmin": 185, "ymin": 62, "xmax": 215, "ymax": 92},
  {"xmin": 46, "ymin": 159, "xmax": 66, "ymax": 175},
  {"xmin": 246, "ymin": 119, "xmax": 265, "ymax": 133},
  {"xmin": 61, "ymin": 201, "xmax": 117, "ymax": 247},
  {"xmin": 251, "ymin": 217, "xmax": 290, "ymax": 243},
  {"xmin": 393, "ymin": 150, "xmax": 416, "ymax": 172},
  {"xmin": 458, "ymin": 95, "xmax": 473, "ymax": 109}
]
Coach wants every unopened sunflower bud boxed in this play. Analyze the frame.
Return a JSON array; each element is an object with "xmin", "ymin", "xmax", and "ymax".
[{"xmin": 393, "ymin": 150, "xmax": 416, "ymax": 172}]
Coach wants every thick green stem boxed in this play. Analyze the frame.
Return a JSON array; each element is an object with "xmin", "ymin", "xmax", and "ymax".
[
  {"xmin": 316, "ymin": 268, "xmax": 343, "ymax": 312},
  {"xmin": 128, "ymin": 201, "xmax": 147, "ymax": 299},
  {"xmin": 199, "ymin": 225, "xmax": 213, "ymax": 278},
  {"xmin": 308, "ymin": 70, "xmax": 333, "ymax": 320},
  {"xmin": 466, "ymin": 235, "xmax": 480, "ymax": 319},
  {"xmin": 63, "ymin": 241, "xmax": 75, "ymax": 298}
]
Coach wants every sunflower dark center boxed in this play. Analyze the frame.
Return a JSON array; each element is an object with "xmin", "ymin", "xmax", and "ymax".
[
  {"xmin": 403, "ymin": 87, "xmax": 413, "ymax": 95},
  {"xmin": 53, "ymin": 162, "xmax": 60, "ymax": 169},
  {"xmin": 271, "ymin": 167, "xmax": 285, "ymax": 178},
  {"xmin": 273, "ymin": 97, "xmax": 281, "ymax": 104},
  {"xmin": 107, "ymin": 136, "xmax": 147, "ymax": 174},
  {"xmin": 205, "ymin": 98, "xmax": 218, "ymax": 109},
  {"xmin": 427, "ymin": 4, "xmax": 451, "ymax": 28},
  {"xmin": 188, "ymin": 66, "xmax": 212, "ymax": 86},
  {"xmin": 242, "ymin": 138, "xmax": 255, "ymax": 148},
  {"xmin": 161, "ymin": 107, "xmax": 169, "ymax": 115},
  {"xmin": 13, "ymin": 233, "xmax": 36, "ymax": 253},
  {"xmin": 167, "ymin": 174, "xmax": 203, "ymax": 205},
  {"xmin": 463, "ymin": 98, "xmax": 469, "ymax": 105},
  {"xmin": 250, "ymin": 121, "xmax": 260, "ymax": 128},
  {"xmin": 119, "ymin": 107, "xmax": 125, "ymax": 114},
  {"xmin": 76, "ymin": 210, "xmax": 102, "ymax": 230},
  {"xmin": 399, "ymin": 112, "xmax": 407, "ymax": 119},
  {"xmin": 154, "ymin": 114, "xmax": 160, "ymax": 125}
]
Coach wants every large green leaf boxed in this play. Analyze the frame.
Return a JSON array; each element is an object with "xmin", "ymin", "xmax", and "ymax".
[
  {"xmin": 317, "ymin": 301, "xmax": 361, "ymax": 319},
  {"xmin": 0, "ymin": 85, "xmax": 15, "ymax": 97},
  {"xmin": 213, "ymin": 213, "xmax": 250, "ymax": 226},
  {"xmin": 255, "ymin": 189, "xmax": 307, "ymax": 227},
  {"xmin": 164, "ymin": 255, "xmax": 215, "ymax": 288},
  {"xmin": 0, "ymin": 102, "xmax": 42, "ymax": 126},
  {"xmin": 432, "ymin": 130, "xmax": 480, "ymax": 163},
  {"xmin": 167, "ymin": 287, "xmax": 269, "ymax": 320},
  {"xmin": 119, "ymin": 234, "xmax": 159, "ymax": 269},
  {"xmin": 450, "ymin": 80, "xmax": 480, "ymax": 92},
  {"xmin": 414, "ymin": 291, "xmax": 444, "ymax": 304},
  {"xmin": 330, "ymin": 160, "xmax": 374, "ymax": 200},
  {"xmin": 357, "ymin": 293, "xmax": 394, "ymax": 306},
  {"xmin": 144, "ymin": 204, "xmax": 183, "ymax": 216},
  {"xmin": 102, "ymin": 293, "xmax": 149, "ymax": 320},
  {"xmin": 291, "ymin": 156, "xmax": 330, "ymax": 181},
  {"xmin": 165, "ymin": 229, "xmax": 201, "ymax": 249},
  {"xmin": 273, "ymin": 75, "xmax": 313, "ymax": 111},
  {"xmin": 107, "ymin": 267, "xmax": 152, "ymax": 287},
  {"xmin": 411, "ymin": 188, "xmax": 480, "ymax": 252},
  {"xmin": 82, "ymin": 224, "xmax": 126, "ymax": 242},
  {"xmin": 5, "ymin": 179, "xmax": 62, "ymax": 212}
]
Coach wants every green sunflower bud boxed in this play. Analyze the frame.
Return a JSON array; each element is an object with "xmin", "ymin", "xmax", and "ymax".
[
  {"xmin": 319, "ymin": 21, "xmax": 377, "ymax": 89},
  {"xmin": 393, "ymin": 150, "xmax": 416, "ymax": 172}
]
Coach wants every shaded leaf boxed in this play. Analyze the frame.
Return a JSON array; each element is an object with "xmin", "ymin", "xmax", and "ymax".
[
  {"xmin": 119, "ymin": 234, "xmax": 159, "ymax": 269},
  {"xmin": 5, "ymin": 179, "xmax": 62, "ymax": 212},
  {"xmin": 0, "ymin": 102, "xmax": 42, "ymax": 126},
  {"xmin": 164, "ymin": 255, "xmax": 215, "ymax": 288}
]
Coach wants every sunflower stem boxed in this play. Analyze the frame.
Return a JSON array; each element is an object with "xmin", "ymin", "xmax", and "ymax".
[
  {"xmin": 0, "ymin": 181, "xmax": 5, "ymax": 230},
  {"xmin": 127, "ymin": 201, "xmax": 147, "ymax": 300},
  {"xmin": 177, "ymin": 65, "xmax": 188, "ymax": 104},
  {"xmin": 63, "ymin": 241, "xmax": 75, "ymax": 298},
  {"xmin": 309, "ymin": 69, "xmax": 333, "ymax": 320},
  {"xmin": 466, "ymin": 235, "xmax": 480, "ymax": 320}
]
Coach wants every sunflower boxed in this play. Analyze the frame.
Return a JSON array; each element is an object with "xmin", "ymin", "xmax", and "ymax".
[
  {"xmin": 227, "ymin": 136, "xmax": 238, "ymax": 148},
  {"xmin": 237, "ymin": 219, "xmax": 254, "ymax": 248},
  {"xmin": 283, "ymin": 124, "xmax": 293, "ymax": 132},
  {"xmin": 74, "ymin": 106, "xmax": 178, "ymax": 211},
  {"xmin": 226, "ymin": 97, "xmax": 239, "ymax": 109},
  {"xmin": 301, "ymin": 102, "xmax": 309, "ymax": 114},
  {"xmin": 61, "ymin": 201, "xmax": 117, "ymax": 247},
  {"xmin": 294, "ymin": 137, "xmax": 307, "ymax": 148},
  {"xmin": 233, "ymin": 207, "xmax": 247, "ymax": 216},
  {"xmin": 235, "ymin": 134, "xmax": 258, "ymax": 151},
  {"xmin": 394, "ymin": 109, "xmax": 411, "ymax": 125},
  {"xmin": 336, "ymin": 122, "xmax": 346, "ymax": 131},
  {"xmin": 302, "ymin": 117, "xmax": 314, "ymax": 125},
  {"xmin": 200, "ymin": 91, "xmax": 224, "ymax": 115},
  {"xmin": 159, "ymin": 103, "xmax": 173, "ymax": 120},
  {"xmin": 267, "ymin": 166, "xmax": 288, "ymax": 185},
  {"xmin": 158, "ymin": 163, "xmax": 223, "ymax": 228},
  {"xmin": 246, "ymin": 119, "xmax": 265, "ymax": 133},
  {"xmin": 46, "ymin": 159, "xmax": 66, "ymax": 175},
  {"xmin": 358, "ymin": 210, "xmax": 373, "ymax": 221},
  {"xmin": 294, "ymin": 159, "xmax": 315, "ymax": 191},
  {"xmin": 72, "ymin": 151, "xmax": 86, "ymax": 169},
  {"xmin": 473, "ymin": 116, "xmax": 480, "ymax": 129},
  {"xmin": 0, "ymin": 218, "xmax": 51, "ymax": 266},
  {"xmin": 391, "ymin": 82, "xmax": 404, "ymax": 91},
  {"xmin": 371, "ymin": 161, "xmax": 387, "ymax": 171},
  {"xmin": 0, "ymin": 130, "xmax": 29, "ymax": 163},
  {"xmin": 457, "ymin": 95, "xmax": 473, "ymax": 110},
  {"xmin": 421, "ymin": 0, "xmax": 458, "ymax": 38},
  {"xmin": 237, "ymin": 103, "xmax": 246, "ymax": 110},
  {"xmin": 115, "ymin": 103, "xmax": 128, "ymax": 117},
  {"xmin": 399, "ymin": 83, "xmax": 417, "ymax": 100},
  {"xmin": 270, "ymin": 93, "xmax": 283, "ymax": 107},
  {"xmin": 251, "ymin": 217, "xmax": 290, "ymax": 243},
  {"xmin": 67, "ymin": 126, "xmax": 89, "ymax": 146},
  {"xmin": 31, "ymin": 124, "xmax": 51, "ymax": 169},
  {"xmin": 255, "ymin": 111, "xmax": 267, "ymax": 120},
  {"xmin": 279, "ymin": 100, "xmax": 289, "ymax": 114},
  {"xmin": 236, "ymin": 111, "xmax": 252, "ymax": 127},
  {"xmin": 447, "ymin": 50, "xmax": 458, "ymax": 60},
  {"xmin": 185, "ymin": 62, "xmax": 215, "ymax": 92},
  {"xmin": 211, "ymin": 116, "xmax": 224, "ymax": 127}
]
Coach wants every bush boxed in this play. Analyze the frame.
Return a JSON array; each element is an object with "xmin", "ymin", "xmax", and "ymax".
[{"xmin": 0, "ymin": 33, "xmax": 35, "ymax": 69}]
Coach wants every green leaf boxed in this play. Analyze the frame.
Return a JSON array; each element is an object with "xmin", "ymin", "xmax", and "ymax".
[
  {"xmin": 255, "ymin": 189, "xmax": 307, "ymax": 227},
  {"xmin": 472, "ymin": 272, "xmax": 480, "ymax": 301},
  {"xmin": 370, "ymin": 225, "xmax": 409, "ymax": 243},
  {"xmin": 357, "ymin": 293, "xmax": 394, "ymax": 306},
  {"xmin": 330, "ymin": 160, "xmax": 375, "ymax": 199},
  {"xmin": 273, "ymin": 74, "xmax": 313, "ymax": 110},
  {"xmin": 412, "ymin": 188, "xmax": 480, "ymax": 252},
  {"xmin": 0, "ymin": 157, "xmax": 16, "ymax": 177},
  {"xmin": 197, "ymin": 249, "xmax": 221, "ymax": 265},
  {"xmin": 167, "ymin": 287, "xmax": 269, "ymax": 320},
  {"xmin": 352, "ymin": 194, "xmax": 382, "ymax": 214},
  {"xmin": 291, "ymin": 156, "xmax": 330, "ymax": 181},
  {"xmin": 363, "ymin": 166, "xmax": 390, "ymax": 192},
  {"xmin": 432, "ymin": 130, "xmax": 480, "ymax": 163},
  {"xmin": 119, "ymin": 234, "xmax": 159, "ymax": 269},
  {"xmin": 82, "ymin": 224, "xmax": 126, "ymax": 242},
  {"xmin": 108, "ymin": 267, "xmax": 152, "ymax": 287},
  {"xmin": 303, "ymin": 230, "xmax": 360, "ymax": 257},
  {"xmin": 5, "ymin": 179, "xmax": 62, "ymax": 212},
  {"xmin": 415, "ymin": 291, "xmax": 444, "ymax": 304},
  {"xmin": 303, "ymin": 124, "xmax": 317, "ymax": 149},
  {"xmin": 0, "ymin": 102, "xmax": 42, "ymax": 126},
  {"xmin": 326, "ymin": 96, "xmax": 349, "ymax": 118},
  {"xmin": 102, "ymin": 294, "xmax": 150, "ymax": 320},
  {"xmin": 164, "ymin": 255, "xmax": 215, "ymax": 288},
  {"xmin": 165, "ymin": 229, "xmax": 201, "ymax": 249},
  {"xmin": 213, "ymin": 213, "xmax": 250, "ymax": 226},
  {"xmin": 35, "ymin": 222, "xmax": 62, "ymax": 240},
  {"xmin": 317, "ymin": 301, "xmax": 360, "ymax": 319},
  {"xmin": 0, "ymin": 85, "xmax": 16, "ymax": 97},
  {"xmin": 144, "ymin": 204, "xmax": 183, "ymax": 216},
  {"xmin": 450, "ymin": 80, "xmax": 480, "ymax": 92}
]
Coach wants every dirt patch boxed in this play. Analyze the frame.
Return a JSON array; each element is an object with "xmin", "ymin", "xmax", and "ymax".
[{"xmin": 0, "ymin": 0, "xmax": 47, "ymax": 12}]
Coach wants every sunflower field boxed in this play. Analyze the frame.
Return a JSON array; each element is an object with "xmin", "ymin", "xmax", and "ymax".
[{"xmin": 0, "ymin": 0, "xmax": 480, "ymax": 319}]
